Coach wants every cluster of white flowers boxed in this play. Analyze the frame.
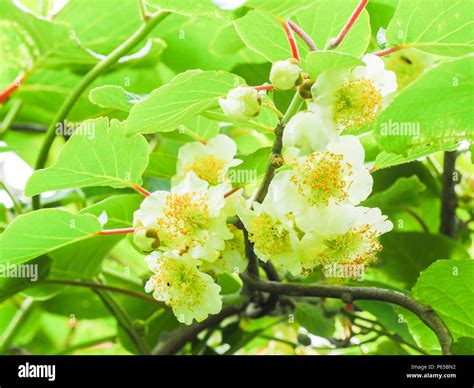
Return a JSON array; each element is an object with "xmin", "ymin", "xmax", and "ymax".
[{"xmin": 136, "ymin": 54, "xmax": 396, "ymax": 324}]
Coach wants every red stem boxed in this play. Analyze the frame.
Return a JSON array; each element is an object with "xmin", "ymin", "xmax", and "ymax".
[
  {"xmin": 372, "ymin": 45, "xmax": 408, "ymax": 57},
  {"xmin": 287, "ymin": 19, "xmax": 317, "ymax": 51},
  {"xmin": 131, "ymin": 184, "xmax": 150, "ymax": 196},
  {"xmin": 329, "ymin": 0, "xmax": 368, "ymax": 49},
  {"xmin": 254, "ymin": 84, "xmax": 275, "ymax": 91},
  {"xmin": 94, "ymin": 227, "xmax": 135, "ymax": 236},
  {"xmin": 280, "ymin": 19, "xmax": 300, "ymax": 61},
  {"xmin": 224, "ymin": 185, "xmax": 244, "ymax": 198},
  {"xmin": 0, "ymin": 73, "xmax": 26, "ymax": 104}
]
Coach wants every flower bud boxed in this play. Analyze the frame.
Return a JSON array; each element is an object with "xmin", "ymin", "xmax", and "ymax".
[
  {"xmin": 269, "ymin": 59, "xmax": 302, "ymax": 90},
  {"xmin": 218, "ymin": 86, "xmax": 261, "ymax": 121},
  {"xmin": 283, "ymin": 111, "xmax": 337, "ymax": 157},
  {"xmin": 133, "ymin": 227, "xmax": 160, "ymax": 253}
]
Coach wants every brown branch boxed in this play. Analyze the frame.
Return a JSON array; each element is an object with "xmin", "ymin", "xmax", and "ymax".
[
  {"xmin": 241, "ymin": 274, "xmax": 453, "ymax": 355},
  {"xmin": 152, "ymin": 305, "xmax": 245, "ymax": 355},
  {"xmin": 440, "ymin": 151, "xmax": 458, "ymax": 238}
]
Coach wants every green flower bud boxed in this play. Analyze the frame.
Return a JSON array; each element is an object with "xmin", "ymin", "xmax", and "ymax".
[
  {"xmin": 133, "ymin": 227, "xmax": 160, "ymax": 253},
  {"xmin": 270, "ymin": 59, "xmax": 303, "ymax": 90},
  {"xmin": 218, "ymin": 86, "xmax": 261, "ymax": 121}
]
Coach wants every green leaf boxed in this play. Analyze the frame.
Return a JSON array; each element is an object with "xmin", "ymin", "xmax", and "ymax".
[
  {"xmin": 246, "ymin": 0, "xmax": 313, "ymax": 17},
  {"xmin": 368, "ymin": 232, "xmax": 470, "ymax": 290},
  {"xmin": 451, "ymin": 337, "xmax": 474, "ymax": 355},
  {"xmin": 412, "ymin": 259, "xmax": 474, "ymax": 340},
  {"xmin": 295, "ymin": 302, "xmax": 335, "ymax": 337},
  {"xmin": 373, "ymin": 142, "xmax": 458, "ymax": 170},
  {"xmin": 145, "ymin": 0, "xmax": 232, "ymax": 19},
  {"xmin": 386, "ymin": 0, "xmax": 474, "ymax": 56},
  {"xmin": 292, "ymin": 1, "xmax": 371, "ymax": 56},
  {"xmin": 234, "ymin": 11, "xmax": 295, "ymax": 63},
  {"xmin": 229, "ymin": 147, "xmax": 271, "ymax": 184},
  {"xmin": 234, "ymin": 1, "xmax": 371, "ymax": 64},
  {"xmin": 306, "ymin": 51, "xmax": 365, "ymax": 79},
  {"xmin": 126, "ymin": 70, "xmax": 243, "ymax": 135},
  {"xmin": 89, "ymin": 85, "xmax": 143, "ymax": 112},
  {"xmin": 363, "ymin": 176, "xmax": 427, "ymax": 210},
  {"xmin": 0, "ymin": 209, "xmax": 101, "ymax": 265},
  {"xmin": 0, "ymin": 257, "xmax": 51, "ymax": 303},
  {"xmin": 145, "ymin": 151, "xmax": 177, "ymax": 180},
  {"xmin": 25, "ymin": 118, "xmax": 149, "ymax": 196},
  {"xmin": 374, "ymin": 56, "xmax": 474, "ymax": 154}
]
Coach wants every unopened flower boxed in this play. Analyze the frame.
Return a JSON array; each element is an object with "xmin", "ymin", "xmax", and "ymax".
[
  {"xmin": 271, "ymin": 136, "xmax": 373, "ymax": 215},
  {"xmin": 298, "ymin": 205, "xmax": 393, "ymax": 273},
  {"xmin": 310, "ymin": 54, "xmax": 397, "ymax": 132},
  {"xmin": 270, "ymin": 59, "xmax": 302, "ymax": 91},
  {"xmin": 145, "ymin": 251, "xmax": 222, "ymax": 324},
  {"xmin": 282, "ymin": 110, "xmax": 338, "ymax": 158},
  {"xmin": 133, "ymin": 172, "xmax": 232, "ymax": 261},
  {"xmin": 173, "ymin": 134, "xmax": 242, "ymax": 186},
  {"xmin": 218, "ymin": 86, "xmax": 261, "ymax": 121},
  {"xmin": 239, "ymin": 200, "xmax": 302, "ymax": 275}
]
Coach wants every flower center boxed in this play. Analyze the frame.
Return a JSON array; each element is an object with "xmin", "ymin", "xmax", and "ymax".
[
  {"xmin": 320, "ymin": 225, "xmax": 382, "ymax": 266},
  {"xmin": 333, "ymin": 78, "xmax": 383, "ymax": 131},
  {"xmin": 158, "ymin": 192, "xmax": 210, "ymax": 243},
  {"xmin": 149, "ymin": 259, "xmax": 206, "ymax": 309},
  {"xmin": 249, "ymin": 213, "xmax": 290, "ymax": 255},
  {"xmin": 291, "ymin": 151, "xmax": 352, "ymax": 206},
  {"xmin": 184, "ymin": 154, "xmax": 226, "ymax": 185}
]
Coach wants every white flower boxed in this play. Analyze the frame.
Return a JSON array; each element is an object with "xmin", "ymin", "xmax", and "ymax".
[
  {"xmin": 212, "ymin": 0, "xmax": 247, "ymax": 11},
  {"xmin": 133, "ymin": 172, "xmax": 232, "ymax": 261},
  {"xmin": 310, "ymin": 54, "xmax": 397, "ymax": 132},
  {"xmin": 218, "ymin": 86, "xmax": 261, "ymax": 122},
  {"xmin": 238, "ymin": 200, "xmax": 302, "ymax": 276},
  {"xmin": 172, "ymin": 134, "xmax": 242, "ymax": 186},
  {"xmin": 282, "ymin": 110, "xmax": 338, "ymax": 158},
  {"xmin": 270, "ymin": 59, "xmax": 302, "ymax": 90},
  {"xmin": 270, "ymin": 136, "xmax": 373, "ymax": 215},
  {"xmin": 298, "ymin": 205, "xmax": 393, "ymax": 273},
  {"xmin": 145, "ymin": 251, "xmax": 222, "ymax": 325}
]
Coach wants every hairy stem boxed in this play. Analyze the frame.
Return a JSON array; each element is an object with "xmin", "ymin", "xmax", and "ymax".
[
  {"xmin": 242, "ymin": 274, "xmax": 453, "ymax": 355},
  {"xmin": 326, "ymin": 0, "xmax": 368, "ymax": 49},
  {"xmin": 253, "ymin": 92, "xmax": 303, "ymax": 204},
  {"xmin": 32, "ymin": 11, "xmax": 169, "ymax": 209},
  {"xmin": 440, "ymin": 151, "xmax": 458, "ymax": 238},
  {"xmin": 152, "ymin": 305, "xmax": 245, "ymax": 355}
]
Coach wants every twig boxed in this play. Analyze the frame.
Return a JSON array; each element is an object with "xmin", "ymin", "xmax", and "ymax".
[
  {"xmin": 326, "ymin": 0, "xmax": 368, "ymax": 49},
  {"xmin": 152, "ymin": 305, "xmax": 245, "ymax": 355},
  {"xmin": 372, "ymin": 45, "xmax": 409, "ymax": 57},
  {"xmin": 280, "ymin": 19, "xmax": 300, "ymax": 61},
  {"xmin": 440, "ymin": 151, "xmax": 458, "ymax": 238},
  {"xmin": 287, "ymin": 19, "xmax": 317, "ymax": 51},
  {"xmin": 241, "ymin": 274, "xmax": 453, "ymax": 355},
  {"xmin": 253, "ymin": 92, "xmax": 303, "ymax": 204},
  {"xmin": 0, "ymin": 298, "xmax": 35, "ymax": 353}
]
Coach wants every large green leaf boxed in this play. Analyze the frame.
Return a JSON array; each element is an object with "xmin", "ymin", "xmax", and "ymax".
[
  {"xmin": 386, "ymin": 0, "xmax": 474, "ymax": 56},
  {"xmin": 306, "ymin": 51, "xmax": 364, "ymax": 79},
  {"xmin": 374, "ymin": 56, "xmax": 474, "ymax": 154},
  {"xmin": 368, "ymin": 232, "xmax": 470, "ymax": 290},
  {"xmin": 25, "ymin": 118, "xmax": 149, "ymax": 196},
  {"xmin": 412, "ymin": 259, "xmax": 474, "ymax": 340},
  {"xmin": 126, "ymin": 70, "xmax": 243, "ymax": 134},
  {"xmin": 363, "ymin": 176, "xmax": 426, "ymax": 210},
  {"xmin": 146, "ymin": 0, "xmax": 233, "ymax": 19},
  {"xmin": 0, "ymin": 209, "xmax": 101, "ymax": 265}
]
